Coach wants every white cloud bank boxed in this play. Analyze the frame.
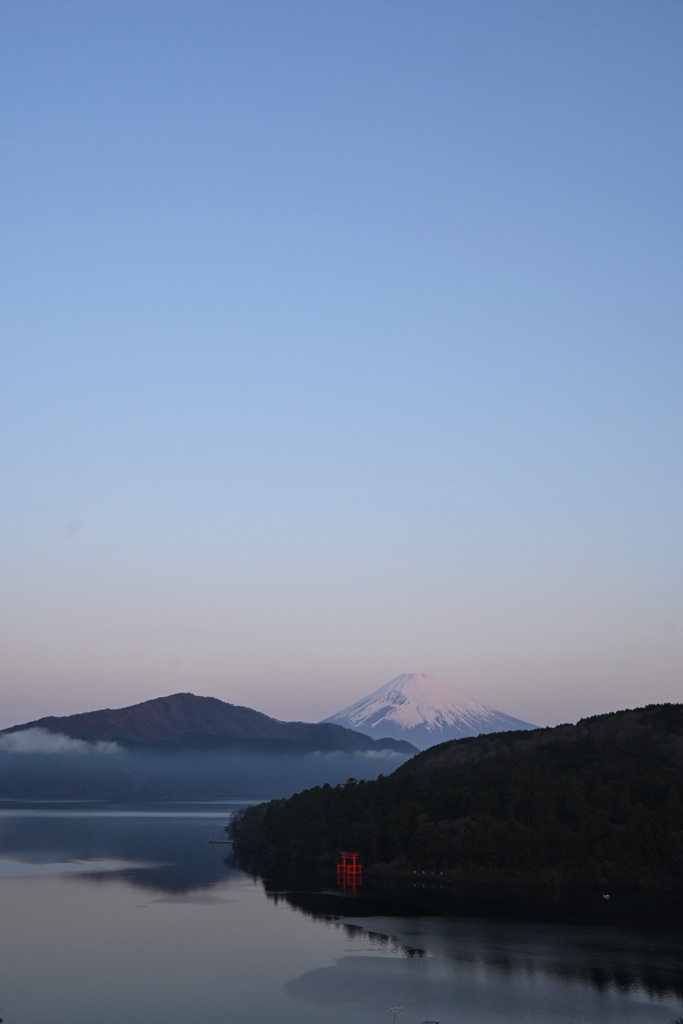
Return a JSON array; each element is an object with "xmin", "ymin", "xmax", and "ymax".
[{"xmin": 0, "ymin": 728, "xmax": 121, "ymax": 755}]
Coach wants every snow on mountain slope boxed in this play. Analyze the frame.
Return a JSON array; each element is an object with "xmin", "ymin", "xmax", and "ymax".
[{"xmin": 321, "ymin": 673, "xmax": 536, "ymax": 749}]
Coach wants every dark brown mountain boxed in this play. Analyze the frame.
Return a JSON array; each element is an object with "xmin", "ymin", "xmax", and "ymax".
[{"xmin": 1, "ymin": 692, "xmax": 417, "ymax": 754}]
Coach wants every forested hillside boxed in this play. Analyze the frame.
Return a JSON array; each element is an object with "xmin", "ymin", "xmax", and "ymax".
[{"xmin": 230, "ymin": 704, "xmax": 683, "ymax": 888}]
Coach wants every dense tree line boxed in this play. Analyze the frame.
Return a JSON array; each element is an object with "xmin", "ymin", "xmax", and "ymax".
[{"xmin": 230, "ymin": 704, "xmax": 683, "ymax": 888}]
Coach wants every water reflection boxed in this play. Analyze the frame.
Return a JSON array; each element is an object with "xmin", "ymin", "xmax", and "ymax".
[
  {"xmin": 259, "ymin": 881, "xmax": 683, "ymax": 1002},
  {"xmin": 1, "ymin": 802, "xmax": 681, "ymax": 1024},
  {"xmin": 0, "ymin": 800, "xmax": 244, "ymax": 893}
]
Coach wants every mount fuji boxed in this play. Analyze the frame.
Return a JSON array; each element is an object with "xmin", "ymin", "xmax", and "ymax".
[{"xmin": 321, "ymin": 673, "xmax": 537, "ymax": 749}]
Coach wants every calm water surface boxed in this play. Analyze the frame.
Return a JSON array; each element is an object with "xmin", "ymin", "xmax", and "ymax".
[{"xmin": 0, "ymin": 802, "xmax": 681, "ymax": 1024}]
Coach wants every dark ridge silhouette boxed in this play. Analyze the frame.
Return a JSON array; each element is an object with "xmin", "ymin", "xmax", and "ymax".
[{"xmin": 230, "ymin": 703, "xmax": 683, "ymax": 889}]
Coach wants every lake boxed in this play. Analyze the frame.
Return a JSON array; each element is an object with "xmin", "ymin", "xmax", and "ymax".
[{"xmin": 0, "ymin": 802, "xmax": 681, "ymax": 1024}]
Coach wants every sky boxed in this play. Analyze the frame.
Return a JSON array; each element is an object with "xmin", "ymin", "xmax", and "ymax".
[{"xmin": 2, "ymin": 0, "xmax": 682, "ymax": 731}]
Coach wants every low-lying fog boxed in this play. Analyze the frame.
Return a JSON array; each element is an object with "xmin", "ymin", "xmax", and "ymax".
[{"xmin": 0, "ymin": 728, "xmax": 410, "ymax": 800}]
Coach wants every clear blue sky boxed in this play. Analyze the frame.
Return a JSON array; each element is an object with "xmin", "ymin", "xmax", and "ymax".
[{"xmin": 2, "ymin": 0, "xmax": 682, "ymax": 729}]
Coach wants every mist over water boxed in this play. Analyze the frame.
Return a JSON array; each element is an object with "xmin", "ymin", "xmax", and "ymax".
[
  {"xmin": 0, "ymin": 802, "xmax": 681, "ymax": 1024},
  {"xmin": 0, "ymin": 742, "xmax": 409, "ymax": 800}
]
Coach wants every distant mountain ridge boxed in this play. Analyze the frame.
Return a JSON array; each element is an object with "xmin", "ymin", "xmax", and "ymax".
[
  {"xmin": 322, "ymin": 673, "xmax": 536, "ymax": 748},
  {"xmin": 1, "ymin": 692, "xmax": 417, "ymax": 754},
  {"xmin": 0, "ymin": 693, "xmax": 418, "ymax": 801}
]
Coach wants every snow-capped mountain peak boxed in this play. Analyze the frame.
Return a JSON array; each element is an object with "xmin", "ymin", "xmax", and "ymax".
[{"xmin": 322, "ymin": 673, "xmax": 536, "ymax": 749}]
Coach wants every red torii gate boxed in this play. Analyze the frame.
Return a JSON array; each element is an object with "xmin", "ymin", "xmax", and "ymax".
[{"xmin": 336, "ymin": 850, "xmax": 362, "ymax": 888}]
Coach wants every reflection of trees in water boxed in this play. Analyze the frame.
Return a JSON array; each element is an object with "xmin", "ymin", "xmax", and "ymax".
[
  {"xmin": 260, "ymin": 878, "xmax": 683, "ymax": 1000},
  {"xmin": 6, "ymin": 808, "xmax": 681, "ymax": 1000}
]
